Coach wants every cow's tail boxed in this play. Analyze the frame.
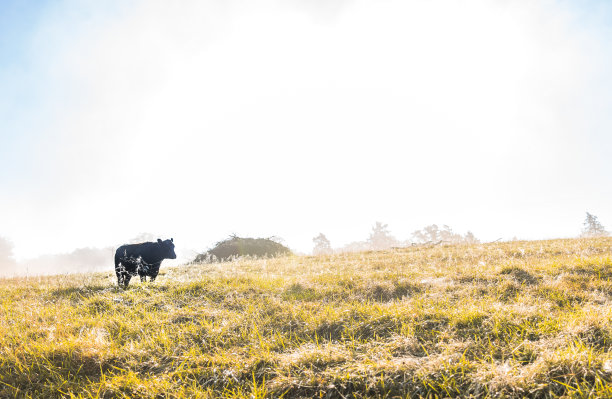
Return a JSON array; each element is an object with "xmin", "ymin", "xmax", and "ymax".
[
  {"xmin": 114, "ymin": 247, "xmax": 129, "ymax": 287},
  {"xmin": 114, "ymin": 248, "xmax": 122, "ymax": 270}
]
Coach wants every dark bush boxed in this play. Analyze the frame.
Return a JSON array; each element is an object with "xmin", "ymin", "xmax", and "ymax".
[{"xmin": 194, "ymin": 235, "xmax": 291, "ymax": 262}]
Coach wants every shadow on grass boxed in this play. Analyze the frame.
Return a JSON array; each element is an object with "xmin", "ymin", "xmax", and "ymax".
[{"xmin": 499, "ymin": 266, "xmax": 540, "ymax": 285}]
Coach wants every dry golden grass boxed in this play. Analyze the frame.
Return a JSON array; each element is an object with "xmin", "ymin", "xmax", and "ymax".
[{"xmin": 2, "ymin": 238, "xmax": 612, "ymax": 398}]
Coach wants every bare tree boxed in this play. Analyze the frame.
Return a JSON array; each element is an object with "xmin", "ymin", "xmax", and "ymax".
[
  {"xmin": 438, "ymin": 225, "xmax": 464, "ymax": 243},
  {"xmin": 464, "ymin": 231, "xmax": 480, "ymax": 244},
  {"xmin": 312, "ymin": 233, "xmax": 333, "ymax": 255},
  {"xmin": 412, "ymin": 224, "xmax": 479, "ymax": 244},
  {"xmin": 412, "ymin": 224, "xmax": 444, "ymax": 243},
  {"xmin": 581, "ymin": 212, "xmax": 608, "ymax": 237},
  {"xmin": 368, "ymin": 221, "xmax": 399, "ymax": 250}
]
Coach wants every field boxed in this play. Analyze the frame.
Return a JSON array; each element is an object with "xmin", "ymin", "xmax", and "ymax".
[{"xmin": 2, "ymin": 238, "xmax": 612, "ymax": 398}]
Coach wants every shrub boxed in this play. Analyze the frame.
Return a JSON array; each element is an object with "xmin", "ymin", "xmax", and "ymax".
[{"xmin": 194, "ymin": 235, "xmax": 291, "ymax": 262}]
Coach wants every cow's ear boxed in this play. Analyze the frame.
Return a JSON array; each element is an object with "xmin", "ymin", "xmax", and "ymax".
[
  {"xmin": 157, "ymin": 239, "xmax": 162, "ymax": 244},
  {"xmin": 171, "ymin": 238, "xmax": 173, "ymax": 242}
]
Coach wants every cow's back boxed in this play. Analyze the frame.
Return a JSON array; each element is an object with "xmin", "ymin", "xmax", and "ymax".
[{"xmin": 115, "ymin": 242, "xmax": 161, "ymax": 262}]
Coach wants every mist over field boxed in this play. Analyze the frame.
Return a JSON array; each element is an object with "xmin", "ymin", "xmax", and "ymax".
[
  {"xmin": 0, "ymin": 233, "xmax": 195, "ymax": 277},
  {"xmin": 1, "ymin": 1, "xmax": 611, "ymax": 270}
]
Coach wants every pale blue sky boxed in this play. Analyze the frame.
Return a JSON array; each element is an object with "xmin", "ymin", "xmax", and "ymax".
[{"xmin": 1, "ymin": 0, "xmax": 611, "ymax": 262}]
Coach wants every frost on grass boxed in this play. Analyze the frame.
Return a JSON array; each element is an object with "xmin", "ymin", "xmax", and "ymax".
[{"xmin": 1, "ymin": 238, "xmax": 612, "ymax": 397}]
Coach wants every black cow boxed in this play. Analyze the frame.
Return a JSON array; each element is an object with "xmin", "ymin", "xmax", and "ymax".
[{"xmin": 114, "ymin": 238, "xmax": 176, "ymax": 287}]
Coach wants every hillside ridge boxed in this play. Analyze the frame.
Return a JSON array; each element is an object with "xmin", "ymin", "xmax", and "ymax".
[{"xmin": 1, "ymin": 238, "xmax": 612, "ymax": 398}]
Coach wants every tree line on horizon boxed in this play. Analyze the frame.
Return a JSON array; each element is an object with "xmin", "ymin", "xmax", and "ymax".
[
  {"xmin": 312, "ymin": 222, "xmax": 479, "ymax": 255},
  {"xmin": 0, "ymin": 212, "xmax": 609, "ymax": 275},
  {"xmin": 313, "ymin": 212, "xmax": 610, "ymax": 255}
]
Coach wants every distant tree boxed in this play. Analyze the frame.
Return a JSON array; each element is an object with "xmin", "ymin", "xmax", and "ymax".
[
  {"xmin": 312, "ymin": 233, "xmax": 333, "ymax": 255},
  {"xmin": 412, "ymin": 224, "xmax": 441, "ymax": 243},
  {"xmin": 367, "ymin": 221, "xmax": 399, "ymax": 250},
  {"xmin": 412, "ymin": 224, "xmax": 478, "ymax": 244},
  {"xmin": 464, "ymin": 231, "xmax": 480, "ymax": 244},
  {"xmin": 412, "ymin": 224, "xmax": 460, "ymax": 243},
  {"xmin": 438, "ymin": 225, "xmax": 464, "ymax": 243},
  {"xmin": 581, "ymin": 212, "xmax": 608, "ymax": 237}
]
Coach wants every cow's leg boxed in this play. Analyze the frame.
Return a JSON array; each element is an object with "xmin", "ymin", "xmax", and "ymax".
[
  {"xmin": 117, "ymin": 272, "xmax": 131, "ymax": 287},
  {"xmin": 115, "ymin": 257, "xmax": 122, "ymax": 286},
  {"xmin": 149, "ymin": 262, "xmax": 161, "ymax": 282},
  {"xmin": 116, "ymin": 261, "xmax": 127, "ymax": 287},
  {"xmin": 137, "ymin": 258, "xmax": 150, "ymax": 283},
  {"xmin": 116, "ymin": 262, "xmax": 133, "ymax": 288}
]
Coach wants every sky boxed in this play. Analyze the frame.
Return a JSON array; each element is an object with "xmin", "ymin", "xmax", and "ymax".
[{"xmin": 1, "ymin": 0, "xmax": 611, "ymax": 266}]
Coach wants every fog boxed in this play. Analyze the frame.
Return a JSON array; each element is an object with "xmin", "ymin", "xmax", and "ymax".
[
  {"xmin": 0, "ymin": 237, "xmax": 17, "ymax": 275},
  {"xmin": 13, "ymin": 247, "xmax": 114, "ymax": 277},
  {"xmin": 0, "ymin": 235, "xmax": 111, "ymax": 278},
  {"xmin": 0, "ymin": 233, "xmax": 192, "ymax": 278},
  {"xmin": 1, "ymin": 0, "xmax": 611, "ymax": 274}
]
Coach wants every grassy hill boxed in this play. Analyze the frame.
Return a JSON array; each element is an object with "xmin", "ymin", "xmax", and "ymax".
[{"xmin": 2, "ymin": 238, "xmax": 612, "ymax": 398}]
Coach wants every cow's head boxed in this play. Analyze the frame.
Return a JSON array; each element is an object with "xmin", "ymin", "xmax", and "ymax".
[{"xmin": 157, "ymin": 238, "xmax": 177, "ymax": 259}]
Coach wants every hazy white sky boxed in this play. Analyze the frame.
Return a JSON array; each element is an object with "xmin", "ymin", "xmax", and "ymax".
[{"xmin": 1, "ymin": 0, "xmax": 611, "ymax": 262}]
